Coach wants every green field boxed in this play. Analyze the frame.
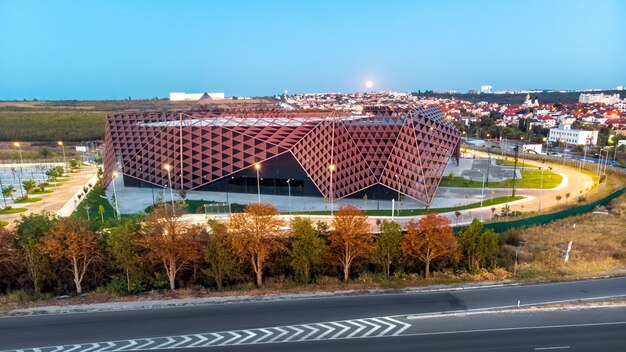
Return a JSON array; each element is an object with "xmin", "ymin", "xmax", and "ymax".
[
  {"xmin": 0, "ymin": 221, "xmax": 8, "ymax": 227},
  {"xmin": 71, "ymin": 182, "xmax": 117, "ymax": 222},
  {"xmin": 443, "ymin": 170, "xmax": 561, "ymax": 189},
  {"xmin": 0, "ymin": 111, "xmax": 105, "ymax": 142},
  {"xmin": 290, "ymin": 196, "xmax": 524, "ymax": 216}
]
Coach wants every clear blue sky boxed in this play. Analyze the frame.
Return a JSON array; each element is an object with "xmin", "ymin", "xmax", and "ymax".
[{"xmin": 1, "ymin": 0, "xmax": 625, "ymax": 100}]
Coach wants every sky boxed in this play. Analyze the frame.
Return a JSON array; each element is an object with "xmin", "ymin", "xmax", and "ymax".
[{"xmin": 0, "ymin": 0, "xmax": 625, "ymax": 100}]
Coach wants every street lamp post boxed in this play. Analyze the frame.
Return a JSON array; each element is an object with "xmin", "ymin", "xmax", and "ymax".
[
  {"xmin": 14, "ymin": 142, "xmax": 24, "ymax": 172},
  {"xmin": 111, "ymin": 171, "xmax": 121, "ymax": 221},
  {"xmin": 58, "ymin": 141, "xmax": 67, "ymax": 172},
  {"xmin": 255, "ymin": 163, "xmax": 261, "ymax": 203},
  {"xmin": 0, "ymin": 178, "xmax": 7, "ymax": 208},
  {"xmin": 164, "ymin": 164, "xmax": 175, "ymax": 216},
  {"xmin": 394, "ymin": 174, "xmax": 401, "ymax": 217},
  {"xmin": 329, "ymin": 164, "xmax": 336, "ymax": 216},
  {"xmin": 286, "ymin": 179, "xmax": 291, "ymax": 218},
  {"xmin": 480, "ymin": 170, "xmax": 486, "ymax": 222}
]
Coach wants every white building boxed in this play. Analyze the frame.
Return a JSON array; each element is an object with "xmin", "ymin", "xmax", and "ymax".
[
  {"xmin": 169, "ymin": 92, "xmax": 225, "ymax": 101},
  {"xmin": 480, "ymin": 85, "xmax": 493, "ymax": 94},
  {"xmin": 548, "ymin": 124, "xmax": 598, "ymax": 146},
  {"xmin": 578, "ymin": 93, "xmax": 621, "ymax": 105}
]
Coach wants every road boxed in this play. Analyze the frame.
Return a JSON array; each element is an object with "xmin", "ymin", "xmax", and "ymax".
[
  {"xmin": 1, "ymin": 276, "xmax": 625, "ymax": 351},
  {"xmin": 0, "ymin": 163, "xmax": 98, "ymax": 227}
]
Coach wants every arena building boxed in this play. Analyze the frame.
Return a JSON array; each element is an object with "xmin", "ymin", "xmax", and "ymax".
[{"xmin": 104, "ymin": 106, "xmax": 461, "ymax": 205}]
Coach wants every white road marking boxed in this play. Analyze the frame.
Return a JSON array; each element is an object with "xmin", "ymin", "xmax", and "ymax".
[
  {"xmin": 358, "ymin": 318, "xmax": 381, "ymax": 337},
  {"xmin": 238, "ymin": 330, "xmax": 257, "ymax": 344},
  {"xmin": 385, "ymin": 317, "xmax": 412, "ymax": 336},
  {"xmin": 151, "ymin": 337, "xmax": 175, "ymax": 349},
  {"xmin": 219, "ymin": 331, "xmax": 241, "ymax": 346},
  {"xmin": 268, "ymin": 327, "xmax": 288, "ymax": 342},
  {"xmin": 535, "ymin": 347, "xmax": 571, "ymax": 350},
  {"xmin": 186, "ymin": 335, "xmax": 209, "ymax": 348},
  {"xmin": 2, "ymin": 314, "xmax": 416, "ymax": 351},
  {"xmin": 169, "ymin": 336, "xmax": 191, "ymax": 348},
  {"xmin": 314, "ymin": 323, "xmax": 335, "ymax": 340},
  {"xmin": 299, "ymin": 324, "xmax": 320, "ymax": 341},
  {"xmin": 255, "ymin": 328, "xmax": 274, "ymax": 343},
  {"xmin": 329, "ymin": 322, "xmax": 351, "ymax": 339},
  {"xmin": 283, "ymin": 326, "xmax": 304, "ymax": 341}
]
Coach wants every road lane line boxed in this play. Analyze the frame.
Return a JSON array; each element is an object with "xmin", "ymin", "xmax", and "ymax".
[
  {"xmin": 299, "ymin": 324, "xmax": 320, "ymax": 341},
  {"xmin": 357, "ymin": 318, "xmax": 381, "ymax": 337},
  {"xmin": 186, "ymin": 335, "xmax": 209, "ymax": 348},
  {"xmin": 314, "ymin": 323, "xmax": 335, "ymax": 340},
  {"xmin": 345, "ymin": 320, "xmax": 367, "ymax": 338},
  {"xmin": 254, "ymin": 328, "xmax": 273, "ymax": 343},
  {"xmin": 384, "ymin": 317, "xmax": 412, "ymax": 336},
  {"xmin": 329, "ymin": 322, "xmax": 351, "ymax": 339},
  {"xmin": 535, "ymin": 347, "xmax": 570, "ymax": 350}
]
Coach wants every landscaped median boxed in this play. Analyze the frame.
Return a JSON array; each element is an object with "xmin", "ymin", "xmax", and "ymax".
[
  {"xmin": 0, "ymin": 221, "xmax": 8, "ymax": 227},
  {"xmin": 0, "ymin": 207, "xmax": 27, "ymax": 215},
  {"xmin": 443, "ymin": 170, "xmax": 562, "ymax": 189},
  {"xmin": 290, "ymin": 196, "xmax": 524, "ymax": 216}
]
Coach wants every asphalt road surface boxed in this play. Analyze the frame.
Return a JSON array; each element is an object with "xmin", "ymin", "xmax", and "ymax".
[{"xmin": 1, "ymin": 276, "xmax": 625, "ymax": 351}]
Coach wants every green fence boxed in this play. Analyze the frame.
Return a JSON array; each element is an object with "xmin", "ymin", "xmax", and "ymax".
[{"xmin": 454, "ymin": 187, "xmax": 626, "ymax": 234}]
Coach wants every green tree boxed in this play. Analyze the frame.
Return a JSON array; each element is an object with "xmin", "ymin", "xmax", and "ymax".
[
  {"xmin": 2, "ymin": 185, "xmax": 15, "ymax": 201},
  {"xmin": 457, "ymin": 219, "xmax": 500, "ymax": 271},
  {"xmin": 289, "ymin": 217, "xmax": 328, "ymax": 282},
  {"xmin": 203, "ymin": 220, "xmax": 241, "ymax": 290},
  {"xmin": 22, "ymin": 179, "xmax": 37, "ymax": 195},
  {"xmin": 14, "ymin": 213, "xmax": 56, "ymax": 292},
  {"xmin": 105, "ymin": 220, "xmax": 143, "ymax": 293},
  {"xmin": 371, "ymin": 220, "xmax": 403, "ymax": 277}
]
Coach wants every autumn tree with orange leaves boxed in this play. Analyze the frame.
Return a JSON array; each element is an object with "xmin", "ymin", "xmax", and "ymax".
[
  {"xmin": 0, "ymin": 227, "xmax": 21, "ymax": 286},
  {"xmin": 229, "ymin": 203, "xmax": 285, "ymax": 287},
  {"xmin": 401, "ymin": 214, "xmax": 459, "ymax": 279},
  {"xmin": 141, "ymin": 204, "xmax": 207, "ymax": 290},
  {"xmin": 329, "ymin": 204, "xmax": 374, "ymax": 281},
  {"xmin": 38, "ymin": 218, "xmax": 102, "ymax": 294}
]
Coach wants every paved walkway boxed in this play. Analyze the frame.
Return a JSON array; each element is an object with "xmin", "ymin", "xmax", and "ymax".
[{"xmin": 0, "ymin": 164, "xmax": 98, "ymax": 228}]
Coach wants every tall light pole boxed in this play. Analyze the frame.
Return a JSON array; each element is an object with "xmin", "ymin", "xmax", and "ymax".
[
  {"xmin": 58, "ymin": 141, "xmax": 68, "ymax": 178},
  {"xmin": 255, "ymin": 163, "xmax": 261, "ymax": 203},
  {"xmin": 286, "ymin": 179, "xmax": 292, "ymax": 218},
  {"xmin": 164, "ymin": 164, "xmax": 175, "ymax": 216},
  {"xmin": 543, "ymin": 137, "xmax": 548, "ymax": 156},
  {"xmin": 111, "ymin": 171, "xmax": 121, "ymax": 221},
  {"xmin": 480, "ymin": 170, "xmax": 486, "ymax": 222},
  {"xmin": 329, "ymin": 164, "xmax": 335, "ymax": 216},
  {"xmin": 394, "ymin": 174, "xmax": 401, "ymax": 217},
  {"xmin": 14, "ymin": 142, "xmax": 23, "ymax": 172}
]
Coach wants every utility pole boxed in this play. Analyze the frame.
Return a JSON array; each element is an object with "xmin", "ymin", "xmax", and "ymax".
[{"xmin": 512, "ymin": 146, "xmax": 519, "ymax": 197}]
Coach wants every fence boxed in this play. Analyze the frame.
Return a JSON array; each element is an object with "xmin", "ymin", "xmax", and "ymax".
[{"xmin": 454, "ymin": 146, "xmax": 626, "ymax": 233}]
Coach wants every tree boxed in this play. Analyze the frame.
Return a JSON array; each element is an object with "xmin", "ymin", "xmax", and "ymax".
[
  {"xmin": 565, "ymin": 192, "xmax": 571, "ymax": 204},
  {"xmin": 141, "ymin": 204, "xmax": 206, "ymax": 290},
  {"xmin": 229, "ymin": 203, "xmax": 285, "ymax": 287},
  {"xmin": 105, "ymin": 220, "xmax": 143, "ymax": 293},
  {"xmin": 289, "ymin": 217, "xmax": 328, "ymax": 282},
  {"xmin": 39, "ymin": 218, "xmax": 102, "ymax": 294},
  {"xmin": 2, "ymin": 185, "xmax": 16, "ymax": 202},
  {"xmin": 14, "ymin": 213, "xmax": 56, "ymax": 293},
  {"xmin": 98, "ymin": 205, "xmax": 105, "ymax": 223},
  {"xmin": 22, "ymin": 179, "xmax": 37, "ymax": 196},
  {"xmin": 447, "ymin": 172, "xmax": 455, "ymax": 185},
  {"xmin": 371, "ymin": 220, "xmax": 403, "ymax": 277},
  {"xmin": 401, "ymin": 214, "xmax": 459, "ymax": 279},
  {"xmin": 329, "ymin": 204, "xmax": 374, "ymax": 281},
  {"xmin": 457, "ymin": 219, "xmax": 500, "ymax": 271},
  {"xmin": 0, "ymin": 227, "xmax": 21, "ymax": 288},
  {"xmin": 556, "ymin": 195, "xmax": 562, "ymax": 204},
  {"xmin": 204, "ymin": 220, "xmax": 241, "ymax": 290}
]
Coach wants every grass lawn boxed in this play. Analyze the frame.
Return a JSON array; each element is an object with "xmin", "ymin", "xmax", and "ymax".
[
  {"xmin": 71, "ymin": 182, "xmax": 117, "ymax": 222},
  {"xmin": 290, "ymin": 196, "xmax": 524, "ymax": 216},
  {"xmin": 0, "ymin": 207, "xmax": 27, "ymax": 214},
  {"xmin": 496, "ymin": 159, "xmax": 536, "ymax": 168},
  {"xmin": 0, "ymin": 221, "xmax": 8, "ymax": 227},
  {"xmin": 443, "ymin": 170, "xmax": 562, "ymax": 189},
  {"xmin": 14, "ymin": 197, "xmax": 42, "ymax": 203},
  {"xmin": 30, "ymin": 189, "xmax": 54, "ymax": 195},
  {"xmin": 145, "ymin": 199, "xmax": 247, "ymax": 214}
]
